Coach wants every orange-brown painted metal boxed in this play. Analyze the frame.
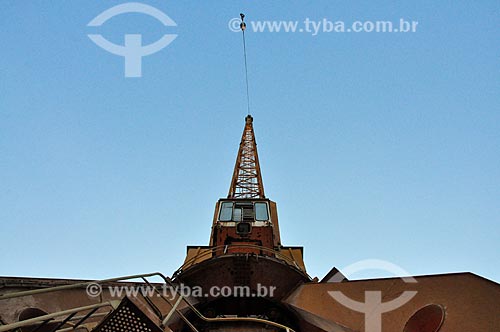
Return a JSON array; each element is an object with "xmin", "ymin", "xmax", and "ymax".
[{"xmin": 228, "ymin": 115, "xmax": 265, "ymax": 199}]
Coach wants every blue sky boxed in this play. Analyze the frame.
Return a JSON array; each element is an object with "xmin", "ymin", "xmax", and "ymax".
[{"xmin": 1, "ymin": 1, "xmax": 499, "ymax": 283}]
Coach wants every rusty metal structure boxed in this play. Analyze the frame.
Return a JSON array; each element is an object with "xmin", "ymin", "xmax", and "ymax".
[
  {"xmin": 228, "ymin": 115, "xmax": 265, "ymax": 199},
  {"xmin": 1, "ymin": 115, "xmax": 499, "ymax": 332},
  {"xmin": 173, "ymin": 115, "xmax": 308, "ymax": 331}
]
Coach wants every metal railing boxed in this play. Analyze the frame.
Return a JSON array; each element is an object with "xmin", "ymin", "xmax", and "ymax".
[
  {"xmin": 0, "ymin": 302, "xmax": 119, "ymax": 332},
  {"xmin": 0, "ymin": 271, "xmax": 297, "ymax": 332},
  {"xmin": 176, "ymin": 243, "xmax": 309, "ymax": 277}
]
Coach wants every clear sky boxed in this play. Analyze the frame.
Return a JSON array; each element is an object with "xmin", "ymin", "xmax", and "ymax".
[{"xmin": 1, "ymin": 1, "xmax": 499, "ymax": 283}]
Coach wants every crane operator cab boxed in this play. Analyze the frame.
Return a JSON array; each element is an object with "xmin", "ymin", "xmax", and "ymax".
[{"xmin": 210, "ymin": 198, "xmax": 281, "ymax": 254}]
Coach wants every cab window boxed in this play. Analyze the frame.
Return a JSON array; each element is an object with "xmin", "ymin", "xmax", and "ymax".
[
  {"xmin": 219, "ymin": 202, "xmax": 233, "ymax": 221},
  {"xmin": 254, "ymin": 202, "xmax": 269, "ymax": 221},
  {"xmin": 233, "ymin": 207, "xmax": 242, "ymax": 222}
]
